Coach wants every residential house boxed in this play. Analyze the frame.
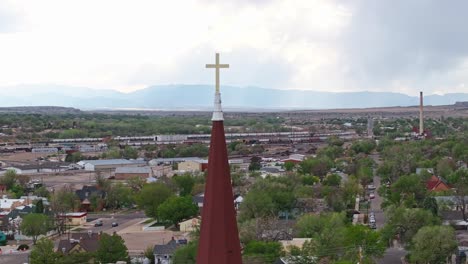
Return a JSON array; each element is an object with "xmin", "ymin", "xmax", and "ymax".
[
  {"xmin": 57, "ymin": 231, "xmax": 100, "ymax": 255},
  {"xmin": 75, "ymin": 186, "xmax": 106, "ymax": 211},
  {"xmin": 153, "ymin": 238, "xmax": 187, "ymax": 264},
  {"xmin": 59, "ymin": 212, "xmax": 87, "ymax": 226},
  {"xmin": 192, "ymin": 193, "xmax": 204, "ymax": 209},
  {"xmin": 426, "ymin": 175, "xmax": 451, "ymax": 192},
  {"xmin": 177, "ymin": 161, "xmax": 203, "ymax": 173},
  {"xmin": 281, "ymin": 154, "xmax": 305, "ymax": 164},
  {"xmin": 178, "ymin": 218, "xmax": 200, "ymax": 232}
]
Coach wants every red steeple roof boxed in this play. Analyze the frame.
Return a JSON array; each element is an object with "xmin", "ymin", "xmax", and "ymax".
[{"xmin": 196, "ymin": 120, "xmax": 243, "ymax": 263}]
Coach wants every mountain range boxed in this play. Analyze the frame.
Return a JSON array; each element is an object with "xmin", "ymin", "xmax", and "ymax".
[{"xmin": 0, "ymin": 84, "xmax": 467, "ymax": 110}]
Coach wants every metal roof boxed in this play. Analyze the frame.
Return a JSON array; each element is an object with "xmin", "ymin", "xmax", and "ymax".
[
  {"xmin": 115, "ymin": 166, "xmax": 151, "ymax": 174},
  {"xmin": 81, "ymin": 159, "xmax": 144, "ymax": 166}
]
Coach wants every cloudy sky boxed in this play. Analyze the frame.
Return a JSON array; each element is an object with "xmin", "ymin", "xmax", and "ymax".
[{"xmin": 0, "ymin": 0, "xmax": 467, "ymax": 95}]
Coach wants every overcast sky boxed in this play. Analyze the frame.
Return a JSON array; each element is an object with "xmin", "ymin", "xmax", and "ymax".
[{"xmin": 0, "ymin": 0, "xmax": 467, "ymax": 95}]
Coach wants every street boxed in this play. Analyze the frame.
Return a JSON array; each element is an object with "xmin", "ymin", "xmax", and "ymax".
[{"xmin": 85, "ymin": 211, "xmax": 146, "ymax": 234}]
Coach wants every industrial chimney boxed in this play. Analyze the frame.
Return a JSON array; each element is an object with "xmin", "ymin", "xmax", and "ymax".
[{"xmin": 419, "ymin": 91, "xmax": 424, "ymax": 136}]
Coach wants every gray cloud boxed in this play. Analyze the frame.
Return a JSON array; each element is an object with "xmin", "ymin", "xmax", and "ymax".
[{"xmin": 340, "ymin": 0, "xmax": 468, "ymax": 92}]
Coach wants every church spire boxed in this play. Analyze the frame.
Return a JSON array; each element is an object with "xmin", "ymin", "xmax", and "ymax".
[
  {"xmin": 197, "ymin": 53, "xmax": 242, "ymax": 264},
  {"xmin": 206, "ymin": 53, "xmax": 229, "ymax": 121}
]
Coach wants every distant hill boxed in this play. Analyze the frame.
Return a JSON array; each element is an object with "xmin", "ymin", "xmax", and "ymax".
[{"xmin": 0, "ymin": 84, "xmax": 467, "ymax": 110}]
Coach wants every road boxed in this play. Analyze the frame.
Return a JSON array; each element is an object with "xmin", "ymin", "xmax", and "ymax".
[
  {"xmin": 370, "ymin": 153, "xmax": 408, "ymax": 263},
  {"xmin": 0, "ymin": 252, "xmax": 29, "ymax": 264},
  {"xmin": 86, "ymin": 211, "xmax": 146, "ymax": 234},
  {"xmin": 370, "ymin": 175, "xmax": 385, "ymax": 229}
]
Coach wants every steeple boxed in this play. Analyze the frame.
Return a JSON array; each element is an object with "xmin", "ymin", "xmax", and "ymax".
[{"xmin": 197, "ymin": 53, "xmax": 242, "ymax": 264}]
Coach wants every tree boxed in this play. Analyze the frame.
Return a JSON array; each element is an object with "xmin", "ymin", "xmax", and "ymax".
[
  {"xmin": 343, "ymin": 225, "xmax": 386, "ymax": 262},
  {"xmin": 351, "ymin": 139, "xmax": 376, "ymax": 154},
  {"xmin": 284, "ymin": 161, "xmax": 296, "ymax": 172},
  {"xmin": 381, "ymin": 206, "xmax": 440, "ymax": 244},
  {"xmin": 173, "ymin": 241, "xmax": 198, "ymax": 264},
  {"xmin": 35, "ymin": 199, "xmax": 45, "ymax": 214},
  {"xmin": 243, "ymin": 241, "xmax": 284, "ymax": 263},
  {"xmin": 294, "ymin": 212, "xmax": 346, "ymax": 260},
  {"xmin": 173, "ymin": 174, "xmax": 195, "ymax": 196},
  {"xmin": 410, "ymin": 226, "xmax": 457, "ymax": 264},
  {"xmin": 1, "ymin": 169, "xmax": 17, "ymax": 190},
  {"xmin": 106, "ymin": 183, "xmax": 133, "ymax": 209},
  {"xmin": 20, "ymin": 213, "xmax": 50, "ymax": 244},
  {"xmin": 126, "ymin": 176, "xmax": 146, "ymax": 192},
  {"xmin": 437, "ymin": 158, "xmax": 456, "ymax": 178},
  {"xmin": 380, "ymin": 174, "xmax": 427, "ymax": 208},
  {"xmin": 157, "ymin": 196, "xmax": 199, "ymax": 226},
  {"xmin": 122, "ymin": 146, "xmax": 138, "ymax": 159},
  {"xmin": 65, "ymin": 151, "xmax": 83, "ymax": 163},
  {"xmin": 322, "ymin": 174, "xmax": 341, "ymax": 186},
  {"xmin": 29, "ymin": 238, "xmax": 58, "ymax": 264},
  {"xmin": 135, "ymin": 183, "xmax": 173, "ymax": 218},
  {"xmin": 249, "ymin": 156, "xmax": 262, "ymax": 171},
  {"xmin": 95, "ymin": 233, "xmax": 129, "ymax": 263},
  {"xmin": 50, "ymin": 185, "xmax": 80, "ymax": 234},
  {"xmin": 299, "ymin": 157, "xmax": 333, "ymax": 178},
  {"xmin": 144, "ymin": 246, "xmax": 156, "ymax": 264},
  {"xmin": 448, "ymin": 168, "xmax": 468, "ymax": 220},
  {"xmin": 33, "ymin": 186, "xmax": 50, "ymax": 198}
]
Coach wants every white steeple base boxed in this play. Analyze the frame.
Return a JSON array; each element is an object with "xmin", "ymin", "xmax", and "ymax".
[{"xmin": 212, "ymin": 92, "xmax": 224, "ymax": 121}]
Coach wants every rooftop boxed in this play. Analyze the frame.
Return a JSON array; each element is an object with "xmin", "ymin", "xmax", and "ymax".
[
  {"xmin": 81, "ymin": 159, "xmax": 144, "ymax": 166},
  {"xmin": 115, "ymin": 166, "xmax": 152, "ymax": 174}
]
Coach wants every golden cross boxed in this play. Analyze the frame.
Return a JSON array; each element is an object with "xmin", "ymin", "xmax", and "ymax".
[{"xmin": 206, "ymin": 53, "xmax": 229, "ymax": 93}]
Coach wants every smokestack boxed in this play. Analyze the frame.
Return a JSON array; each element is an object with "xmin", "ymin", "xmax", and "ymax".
[{"xmin": 419, "ymin": 91, "xmax": 424, "ymax": 136}]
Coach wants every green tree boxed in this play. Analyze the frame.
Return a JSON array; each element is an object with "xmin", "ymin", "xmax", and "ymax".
[
  {"xmin": 448, "ymin": 168, "xmax": 468, "ymax": 220},
  {"xmin": 243, "ymin": 241, "xmax": 284, "ymax": 263},
  {"xmin": 1, "ymin": 169, "xmax": 17, "ymax": 190},
  {"xmin": 351, "ymin": 139, "xmax": 376, "ymax": 154},
  {"xmin": 294, "ymin": 212, "xmax": 346, "ymax": 259},
  {"xmin": 122, "ymin": 146, "xmax": 138, "ymax": 159},
  {"xmin": 380, "ymin": 174, "xmax": 427, "ymax": 208},
  {"xmin": 437, "ymin": 158, "xmax": 456, "ymax": 178},
  {"xmin": 103, "ymin": 147, "xmax": 122, "ymax": 159},
  {"xmin": 106, "ymin": 183, "xmax": 133, "ymax": 209},
  {"xmin": 29, "ymin": 238, "xmax": 58, "ymax": 264},
  {"xmin": 35, "ymin": 199, "xmax": 45, "ymax": 214},
  {"xmin": 157, "ymin": 196, "xmax": 199, "ymax": 226},
  {"xmin": 410, "ymin": 226, "xmax": 457, "ymax": 264},
  {"xmin": 135, "ymin": 183, "xmax": 174, "ymax": 218},
  {"xmin": 173, "ymin": 241, "xmax": 198, "ymax": 264},
  {"xmin": 144, "ymin": 246, "xmax": 156, "ymax": 264},
  {"xmin": 126, "ymin": 176, "xmax": 146, "ymax": 192},
  {"xmin": 284, "ymin": 161, "xmax": 296, "ymax": 172},
  {"xmin": 173, "ymin": 174, "xmax": 195, "ymax": 196},
  {"xmin": 381, "ymin": 206, "xmax": 440, "ymax": 244},
  {"xmin": 20, "ymin": 213, "xmax": 50, "ymax": 244},
  {"xmin": 33, "ymin": 186, "xmax": 50, "ymax": 198},
  {"xmin": 299, "ymin": 157, "xmax": 333, "ymax": 178},
  {"xmin": 343, "ymin": 225, "xmax": 386, "ymax": 262},
  {"xmin": 322, "ymin": 174, "xmax": 341, "ymax": 186},
  {"xmin": 65, "ymin": 151, "xmax": 83, "ymax": 163},
  {"xmin": 95, "ymin": 233, "xmax": 129, "ymax": 263}
]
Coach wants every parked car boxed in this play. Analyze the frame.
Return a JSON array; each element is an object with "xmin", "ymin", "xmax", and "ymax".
[
  {"xmin": 94, "ymin": 220, "xmax": 103, "ymax": 227},
  {"xmin": 367, "ymin": 184, "xmax": 376, "ymax": 190},
  {"xmin": 112, "ymin": 222, "xmax": 119, "ymax": 227},
  {"xmin": 369, "ymin": 193, "xmax": 375, "ymax": 199}
]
